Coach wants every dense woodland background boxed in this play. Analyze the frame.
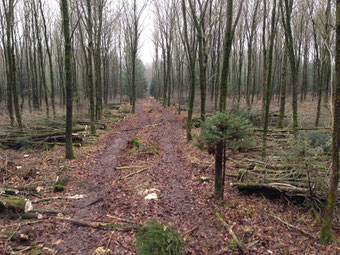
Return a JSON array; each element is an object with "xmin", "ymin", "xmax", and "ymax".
[{"xmin": 0, "ymin": 0, "xmax": 335, "ymax": 126}]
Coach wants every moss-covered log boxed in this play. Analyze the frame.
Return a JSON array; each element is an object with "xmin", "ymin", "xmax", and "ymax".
[
  {"xmin": 0, "ymin": 196, "xmax": 32, "ymax": 212},
  {"xmin": 233, "ymin": 182, "xmax": 309, "ymax": 199},
  {"xmin": 0, "ymin": 212, "xmax": 39, "ymax": 220}
]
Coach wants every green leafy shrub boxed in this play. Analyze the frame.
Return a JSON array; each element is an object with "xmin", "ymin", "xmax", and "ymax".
[
  {"xmin": 301, "ymin": 131, "xmax": 331, "ymax": 155},
  {"xmin": 230, "ymin": 105, "xmax": 261, "ymax": 126},
  {"xmin": 191, "ymin": 117, "xmax": 203, "ymax": 128},
  {"xmin": 135, "ymin": 221, "xmax": 183, "ymax": 255},
  {"xmin": 16, "ymin": 137, "xmax": 33, "ymax": 151},
  {"xmin": 197, "ymin": 111, "xmax": 255, "ymax": 152}
]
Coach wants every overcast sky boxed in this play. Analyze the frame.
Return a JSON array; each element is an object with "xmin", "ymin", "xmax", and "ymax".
[
  {"xmin": 48, "ymin": 0, "xmax": 155, "ymax": 66},
  {"xmin": 138, "ymin": 3, "xmax": 154, "ymax": 66}
]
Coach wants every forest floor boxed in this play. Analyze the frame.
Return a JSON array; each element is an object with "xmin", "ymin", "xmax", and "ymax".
[{"xmin": 0, "ymin": 98, "xmax": 339, "ymax": 254}]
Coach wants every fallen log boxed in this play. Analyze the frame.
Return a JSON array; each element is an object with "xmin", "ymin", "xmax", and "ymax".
[
  {"xmin": 56, "ymin": 217, "xmax": 140, "ymax": 232},
  {"xmin": 216, "ymin": 210, "xmax": 246, "ymax": 254},
  {"xmin": 0, "ymin": 185, "xmax": 42, "ymax": 196},
  {"xmin": 0, "ymin": 196, "xmax": 32, "ymax": 213},
  {"xmin": 32, "ymin": 194, "xmax": 85, "ymax": 203},
  {"xmin": 233, "ymin": 182, "xmax": 309, "ymax": 199},
  {"xmin": 0, "ymin": 212, "xmax": 41, "ymax": 220}
]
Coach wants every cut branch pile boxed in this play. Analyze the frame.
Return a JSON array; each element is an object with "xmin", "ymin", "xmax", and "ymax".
[
  {"xmin": 230, "ymin": 158, "xmax": 339, "ymax": 205},
  {"xmin": 0, "ymin": 125, "xmax": 85, "ymax": 150}
]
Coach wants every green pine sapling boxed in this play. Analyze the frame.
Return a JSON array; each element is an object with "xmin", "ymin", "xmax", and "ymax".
[{"xmin": 197, "ymin": 111, "xmax": 254, "ymax": 200}]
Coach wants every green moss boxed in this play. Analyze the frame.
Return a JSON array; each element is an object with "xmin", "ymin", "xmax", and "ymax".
[
  {"xmin": 191, "ymin": 117, "xmax": 203, "ymax": 128},
  {"xmin": 0, "ymin": 197, "xmax": 26, "ymax": 211},
  {"xmin": 135, "ymin": 221, "xmax": 183, "ymax": 255},
  {"xmin": 130, "ymin": 138, "xmax": 141, "ymax": 153},
  {"xmin": 54, "ymin": 174, "xmax": 71, "ymax": 192},
  {"xmin": 228, "ymin": 239, "xmax": 237, "ymax": 249},
  {"xmin": 29, "ymin": 248, "xmax": 42, "ymax": 255},
  {"xmin": 54, "ymin": 184, "xmax": 65, "ymax": 192}
]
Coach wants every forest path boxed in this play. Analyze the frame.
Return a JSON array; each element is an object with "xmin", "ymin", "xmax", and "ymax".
[{"xmin": 49, "ymin": 98, "xmax": 225, "ymax": 254}]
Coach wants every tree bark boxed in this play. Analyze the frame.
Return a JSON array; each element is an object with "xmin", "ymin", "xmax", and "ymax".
[
  {"xmin": 320, "ymin": 0, "xmax": 340, "ymax": 244},
  {"xmin": 86, "ymin": 0, "xmax": 97, "ymax": 135},
  {"xmin": 61, "ymin": 0, "xmax": 74, "ymax": 159}
]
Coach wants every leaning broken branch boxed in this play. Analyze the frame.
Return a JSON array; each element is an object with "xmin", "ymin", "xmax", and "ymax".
[
  {"xmin": 215, "ymin": 210, "xmax": 246, "ymax": 254},
  {"xmin": 123, "ymin": 168, "xmax": 148, "ymax": 179},
  {"xmin": 56, "ymin": 217, "xmax": 140, "ymax": 232},
  {"xmin": 268, "ymin": 213, "xmax": 316, "ymax": 239}
]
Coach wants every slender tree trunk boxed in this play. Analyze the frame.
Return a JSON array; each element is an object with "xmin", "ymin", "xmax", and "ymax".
[
  {"xmin": 280, "ymin": 0, "xmax": 298, "ymax": 135},
  {"xmin": 61, "ymin": 0, "xmax": 74, "ymax": 159},
  {"xmin": 181, "ymin": 0, "xmax": 196, "ymax": 141},
  {"xmin": 219, "ymin": 0, "xmax": 233, "ymax": 112},
  {"xmin": 5, "ymin": 0, "xmax": 22, "ymax": 128},
  {"xmin": 320, "ymin": 0, "xmax": 340, "ymax": 244},
  {"xmin": 33, "ymin": 0, "xmax": 49, "ymax": 118},
  {"xmin": 86, "ymin": 0, "xmax": 96, "ymax": 135},
  {"xmin": 262, "ymin": 0, "xmax": 277, "ymax": 158},
  {"xmin": 95, "ymin": 0, "xmax": 104, "ymax": 120},
  {"xmin": 39, "ymin": 0, "xmax": 55, "ymax": 116},
  {"xmin": 278, "ymin": 45, "xmax": 287, "ymax": 128}
]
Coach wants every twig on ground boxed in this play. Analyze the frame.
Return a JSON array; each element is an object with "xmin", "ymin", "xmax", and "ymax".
[
  {"xmin": 123, "ymin": 168, "xmax": 148, "ymax": 179},
  {"xmin": 1, "ymin": 220, "xmax": 44, "ymax": 229},
  {"xmin": 215, "ymin": 210, "xmax": 246, "ymax": 254},
  {"xmin": 183, "ymin": 225, "xmax": 199, "ymax": 236},
  {"xmin": 56, "ymin": 217, "xmax": 140, "ymax": 232},
  {"xmin": 32, "ymin": 194, "xmax": 85, "ymax": 204},
  {"xmin": 268, "ymin": 213, "xmax": 316, "ymax": 239},
  {"xmin": 115, "ymin": 165, "xmax": 146, "ymax": 170},
  {"xmin": 106, "ymin": 214, "xmax": 142, "ymax": 227}
]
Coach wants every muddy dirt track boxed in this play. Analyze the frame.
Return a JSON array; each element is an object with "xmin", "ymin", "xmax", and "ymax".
[{"xmin": 43, "ymin": 98, "xmax": 225, "ymax": 254}]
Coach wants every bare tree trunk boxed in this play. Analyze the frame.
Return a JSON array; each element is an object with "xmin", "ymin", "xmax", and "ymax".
[
  {"xmin": 33, "ymin": 0, "xmax": 49, "ymax": 118},
  {"xmin": 278, "ymin": 45, "xmax": 287, "ymax": 128},
  {"xmin": 262, "ymin": 0, "xmax": 277, "ymax": 158},
  {"xmin": 61, "ymin": 0, "xmax": 74, "ymax": 159},
  {"xmin": 4, "ymin": 0, "xmax": 22, "ymax": 128},
  {"xmin": 280, "ymin": 0, "xmax": 298, "ymax": 135},
  {"xmin": 86, "ymin": 0, "xmax": 97, "ymax": 135},
  {"xmin": 39, "ymin": 0, "xmax": 56, "ymax": 117},
  {"xmin": 320, "ymin": 0, "xmax": 340, "ymax": 244}
]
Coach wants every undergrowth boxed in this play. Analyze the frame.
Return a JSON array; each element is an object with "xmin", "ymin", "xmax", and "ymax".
[{"xmin": 135, "ymin": 221, "xmax": 183, "ymax": 255}]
